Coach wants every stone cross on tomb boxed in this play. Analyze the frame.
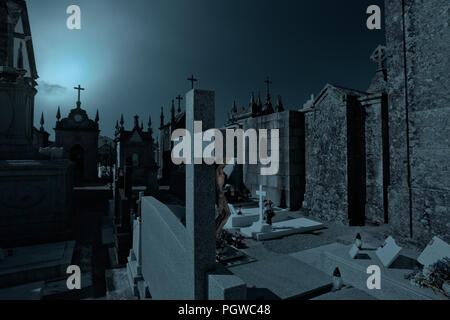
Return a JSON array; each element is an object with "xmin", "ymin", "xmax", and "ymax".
[
  {"xmin": 74, "ymin": 84, "xmax": 85, "ymax": 105},
  {"xmin": 256, "ymin": 185, "xmax": 267, "ymax": 223},
  {"xmin": 187, "ymin": 75, "xmax": 198, "ymax": 89},
  {"xmin": 370, "ymin": 45, "xmax": 387, "ymax": 69}
]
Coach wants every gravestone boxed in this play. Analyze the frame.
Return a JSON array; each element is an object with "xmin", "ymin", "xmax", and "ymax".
[
  {"xmin": 375, "ymin": 236, "xmax": 402, "ymax": 268},
  {"xmin": 417, "ymin": 237, "xmax": 450, "ymax": 268}
]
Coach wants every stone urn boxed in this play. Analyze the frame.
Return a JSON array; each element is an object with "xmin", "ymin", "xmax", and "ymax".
[{"xmin": 442, "ymin": 281, "xmax": 450, "ymax": 297}]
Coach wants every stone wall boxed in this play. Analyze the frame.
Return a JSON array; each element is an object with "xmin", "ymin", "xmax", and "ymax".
[
  {"xmin": 303, "ymin": 87, "xmax": 350, "ymax": 224},
  {"xmin": 385, "ymin": 0, "xmax": 450, "ymax": 243},
  {"xmin": 241, "ymin": 110, "xmax": 304, "ymax": 210}
]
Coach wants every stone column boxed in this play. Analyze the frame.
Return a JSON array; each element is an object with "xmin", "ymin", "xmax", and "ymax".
[{"xmin": 185, "ymin": 89, "xmax": 216, "ymax": 300}]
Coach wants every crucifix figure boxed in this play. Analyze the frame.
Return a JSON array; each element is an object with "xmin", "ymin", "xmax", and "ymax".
[
  {"xmin": 370, "ymin": 45, "xmax": 387, "ymax": 70},
  {"xmin": 74, "ymin": 84, "xmax": 85, "ymax": 105},
  {"xmin": 256, "ymin": 185, "xmax": 267, "ymax": 224},
  {"xmin": 187, "ymin": 74, "xmax": 198, "ymax": 89},
  {"xmin": 176, "ymin": 94, "xmax": 183, "ymax": 113}
]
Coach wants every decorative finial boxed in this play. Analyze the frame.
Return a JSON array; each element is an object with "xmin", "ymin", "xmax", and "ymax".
[
  {"xmin": 148, "ymin": 116, "xmax": 153, "ymax": 136},
  {"xmin": 160, "ymin": 107, "xmax": 164, "ymax": 128},
  {"xmin": 187, "ymin": 74, "xmax": 198, "ymax": 89},
  {"xmin": 171, "ymin": 99, "xmax": 175, "ymax": 123},
  {"xmin": 276, "ymin": 95, "xmax": 284, "ymax": 112},
  {"xmin": 73, "ymin": 85, "xmax": 85, "ymax": 108},
  {"xmin": 120, "ymin": 114, "xmax": 124, "ymax": 128},
  {"xmin": 56, "ymin": 106, "xmax": 61, "ymax": 121},
  {"xmin": 370, "ymin": 45, "xmax": 387, "ymax": 70},
  {"xmin": 134, "ymin": 115, "xmax": 139, "ymax": 129},
  {"xmin": 233, "ymin": 101, "xmax": 237, "ymax": 113}
]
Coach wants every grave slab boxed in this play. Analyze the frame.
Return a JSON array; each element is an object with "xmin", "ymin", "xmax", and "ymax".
[
  {"xmin": 240, "ymin": 218, "xmax": 324, "ymax": 241},
  {"xmin": 290, "ymin": 243, "xmax": 446, "ymax": 300},
  {"xmin": 228, "ymin": 255, "xmax": 332, "ymax": 300},
  {"xmin": 224, "ymin": 204, "xmax": 289, "ymax": 229},
  {"xmin": 417, "ymin": 236, "xmax": 450, "ymax": 268}
]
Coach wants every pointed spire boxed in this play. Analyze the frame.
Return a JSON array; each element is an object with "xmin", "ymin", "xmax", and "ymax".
[
  {"xmin": 120, "ymin": 114, "xmax": 125, "ymax": 129},
  {"xmin": 95, "ymin": 109, "xmax": 99, "ymax": 123},
  {"xmin": 276, "ymin": 95, "xmax": 284, "ymax": 112},
  {"xmin": 148, "ymin": 115, "xmax": 153, "ymax": 136},
  {"xmin": 134, "ymin": 115, "xmax": 139, "ymax": 129},
  {"xmin": 56, "ymin": 106, "xmax": 61, "ymax": 122},
  {"xmin": 160, "ymin": 107, "xmax": 164, "ymax": 128},
  {"xmin": 115, "ymin": 120, "xmax": 119, "ymax": 131},
  {"xmin": 251, "ymin": 92, "xmax": 259, "ymax": 116},
  {"xmin": 171, "ymin": 99, "xmax": 176, "ymax": 124},
  {"xmin": 257, "ymin": 92, "xmax": 263, "ymax": 113},
  {"xmin": 232, "ymin": 100, "xmax": 237, "ymax": 113},
  {"xmin": 40, "ymin": 112, "xmax": 45, "ymax": 131}
]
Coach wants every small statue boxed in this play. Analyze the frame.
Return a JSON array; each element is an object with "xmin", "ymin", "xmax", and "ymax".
[{"xmin": 263, "ymin": 200, "xmax": 275, "ymax": 225}]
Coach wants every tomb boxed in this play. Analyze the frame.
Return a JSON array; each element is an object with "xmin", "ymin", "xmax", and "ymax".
[{"xmin": 0, "ymin": 0, "xmax": 73, "ymax": 247}]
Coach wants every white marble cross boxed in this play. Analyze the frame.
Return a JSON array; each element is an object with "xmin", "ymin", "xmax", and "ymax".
[{"xmin": 256, "ymin": 185, "xmax": 266, "ymax": 223}]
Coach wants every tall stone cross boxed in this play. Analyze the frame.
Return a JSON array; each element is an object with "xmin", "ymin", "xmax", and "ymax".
[
  {"xmin": 74, "ymin": 84, "xmax": 85, "ymax": 104},
  {"xmin": 370, "ymin": 45, "xmax": 387, "ymax": 69},
  {"xmin": 256, "ymin": 185, "xmax": 267, "ymax": 223},
  {"xmin": 176, "ymin": 94, "xmax": 183, "ymax": 112},
  {"xmin": 187, "ymin": 75, "xmax": 198, "ymax": 89}
]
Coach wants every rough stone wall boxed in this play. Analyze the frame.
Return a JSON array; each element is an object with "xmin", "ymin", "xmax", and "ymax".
[
  {"xmin": 303, "ymin": 88, "xmax": 349, "ymax": 224},
  {"xmin": 242, "ymin": 110, "xmax": 304, "ymax": 210},
  {"xmin": 385, "ymin": 0, "xmax": 450, "ymax": 243}
]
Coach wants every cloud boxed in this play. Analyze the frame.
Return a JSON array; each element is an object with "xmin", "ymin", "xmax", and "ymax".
[{"xmin": 37, "ymin": 80, "xmax": 67, "ymax": 94}]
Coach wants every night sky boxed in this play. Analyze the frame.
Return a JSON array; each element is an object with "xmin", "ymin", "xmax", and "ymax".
[{"xmin": 28, "ymin": 0, "xmax": 384, "ymax": 139}]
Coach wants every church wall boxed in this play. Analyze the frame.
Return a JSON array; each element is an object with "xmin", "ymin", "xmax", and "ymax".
[
  {"xmin": 385, "ymin": 0, "xmax": 450, "ymax": 243},
  {"xmin": 303, "ymin": 90, "xmax": 349, "ymax": 224}
]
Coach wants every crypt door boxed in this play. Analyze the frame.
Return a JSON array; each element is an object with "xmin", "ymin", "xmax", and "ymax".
[{"xmin": 70, "ymin": 144, "xmax": 85, "ymax": 183}]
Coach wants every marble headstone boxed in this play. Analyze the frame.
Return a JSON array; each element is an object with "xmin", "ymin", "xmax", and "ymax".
[{"xmin": 375, "ymin": 236, "xmax": 402, "ymax": 268}]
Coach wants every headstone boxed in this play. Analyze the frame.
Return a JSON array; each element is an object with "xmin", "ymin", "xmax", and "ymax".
[
  {"xmin": 417, "ymin": 236, "xmax": 450, "ymax": 268},
  {"xmin": 375, "ymin": 236, "xmax": 402, "ymax": 267}
]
